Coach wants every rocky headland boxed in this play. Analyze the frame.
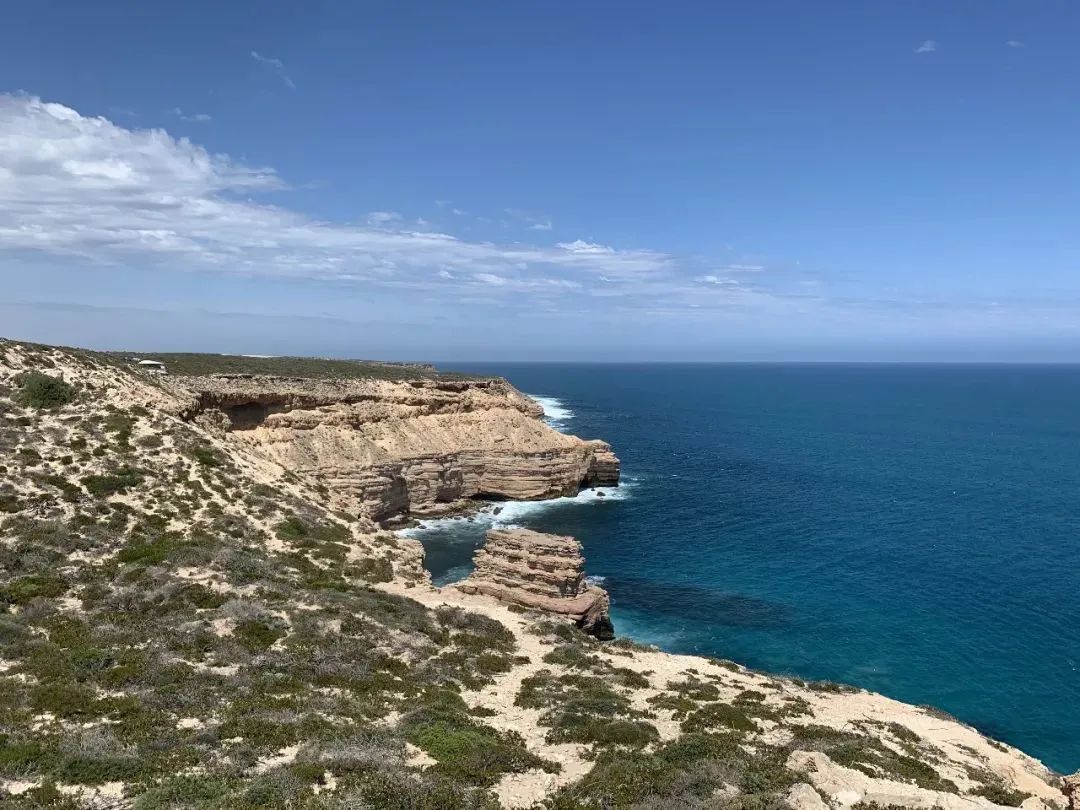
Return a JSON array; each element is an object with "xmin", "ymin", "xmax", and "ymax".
[
  {"xmin": 0, "ymin": 338, "xmax": 1074, "ymax": 809},
  {"xmin": 173, "ymin": 372, "xmax": 619, "ymax": 523}
]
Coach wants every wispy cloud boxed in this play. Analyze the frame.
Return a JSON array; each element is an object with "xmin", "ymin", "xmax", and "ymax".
[
  {"xmin": 366, "ymin": 211, "xmax": 404, "ymax": 226},
  {"xmin": 167, "ymin": 107, "xmax": 212, "ymax": 123},
  {"xmin": 251, "ymin": 50, "xmax": 296, "ymax": 89},
  {"xmin": 1006, "ymin": 40, "xmax": 1025, "ymax": 49},
  {"xmin": 915, "ymin": 40, "xmax": 937, "ymax": 54},
  {"xmin": 505, "ymin": 208, "xmax": 553, "ymax": 231},
  {"xmin": 698, "ymin": 275, "xmax": 740, "ymax": 287},
  {"xmin": 0, "ymin": 94, "xmax": 683, "ymax": 303}
]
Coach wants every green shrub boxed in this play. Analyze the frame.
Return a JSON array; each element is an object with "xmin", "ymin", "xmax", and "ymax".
[
  {"xmin": 542, "ymin": 643, "xmax": 601, "ymax": 670},
  {"xmin": 184, "ymin": 442, "xmax": 224, "ymax": 468},
  {"xmin": 547, "ymin": 714, "xmax": 659, "ymax": 747},
  {"xmin": 82, "ymin": 467, "xmax": 145, "ymax": 497},
  {"xmin": 401, "ymin": 694, "xmax": 556, "ymax": 787},
  {"xmin": 682, "ymin": 701, "xmax": 758, "ymax": 733},
  {"xmin": 348, "ymin": 556, "xmax": 394, "ymax": 583},
  {"xmin": 352, "ymin": 769, "xmax": 502, "ymax": 810},
  {"xmin": 55, "ymin": 754, "xmax": 142, "ymax": 784},
  {"xmin": 969, "ymin": 779, "xmax": 1031, "ymax": 807},
  {"xmin": 37, "ymin": 474, "xmax": 82, "ymax": 502},
  {"xmin": 0, "ymin": 737, "xmax": 60, "ymax": 775},
  {"xmin": 547, "ymin": 749, "xmax": 682, "ymax": 807},
  {"xmin": 15, "ymin": 372, "xmax": 76, "ymax": 410},
  {"xmin": 234, "ymin": 619, "xmax": 285, "ymax": 653},
  {"xmin": 29, "ymin": 681, "xmax": 100, "ymax": 718},
  {"xmin": 0, "ymin": 573, "xmax": 66, "ymax": 605},
  {"xmin": 116, "ymin": 532, "xmax": 191, "ymax": 565},
  {"xmin": 132, "ymin": 774, "xmax": 239, "ymax": 809}
]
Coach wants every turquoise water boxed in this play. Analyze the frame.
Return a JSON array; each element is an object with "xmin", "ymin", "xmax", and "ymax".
[{"xmin": 407, "ymin": 363, "xmax": 1080, "ymax": 773}]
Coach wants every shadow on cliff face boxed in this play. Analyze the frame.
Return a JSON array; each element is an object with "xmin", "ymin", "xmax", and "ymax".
[{"xmin": 605, "ymin": 577, "xmax": 791, "ymax": 630}]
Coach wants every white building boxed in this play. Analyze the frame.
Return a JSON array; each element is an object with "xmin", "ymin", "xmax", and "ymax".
[{"xmin": 136, "ymin": 359, "xmax": 167, "ymax": 374}]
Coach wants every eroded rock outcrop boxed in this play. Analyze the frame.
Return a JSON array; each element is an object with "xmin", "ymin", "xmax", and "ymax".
[
  {"xmin": 1063, "ymin": 773, "xmax": 1080, "ymax": 810},
  {"xmin": 455, "ymin": 528, "xmax": 614, "ymax": 639},
  {"xmin": 172, "ymin": 374, "xmax": 619, "ymax": 522}
]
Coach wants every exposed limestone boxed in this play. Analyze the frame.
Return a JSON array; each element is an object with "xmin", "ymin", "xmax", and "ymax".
[
  {"xmin": 788, "ymin": 750, "xmax": 1055, "ymax": 810},
  {"xmin": 455, "ymin": 528, "xmax": 614, "ymax": 638},
  {"xmin": 171, "ymin": 373, "xmax": 619, "ymax": 522},
  {"xmin": 1064, "ymin": 773, "xmax": 1080, "ymax": 810},
  {"xmin": 787, "ymin": 782, "xmax": 830, "ymax": 810}
]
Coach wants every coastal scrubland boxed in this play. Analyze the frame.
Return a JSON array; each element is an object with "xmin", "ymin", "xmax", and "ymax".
[
  {"xmin": 100, "ymin": 351, "xmax": 475, "ymax": 382},
  {"xmin": 0, "ymin": 338, "xmax": 1068, "ymax": 809}
]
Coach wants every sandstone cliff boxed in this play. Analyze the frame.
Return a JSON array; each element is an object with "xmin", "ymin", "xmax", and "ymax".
[
  {"xmin": 171, "ymin": 373, "xmax": 619, "ymax": 522},
  {"xmin": 456, "ymin": 528, "xmax": 614, "ymax": 639}
]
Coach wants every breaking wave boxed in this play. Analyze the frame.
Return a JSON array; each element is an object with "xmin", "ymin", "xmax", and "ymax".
[
  {"xmin": 528, "ymin": 394, "xmax": 574, "ymax": 429},
  {"xmin": 399, "ymin": 479, "xmax": 635, "ymax": 541}
]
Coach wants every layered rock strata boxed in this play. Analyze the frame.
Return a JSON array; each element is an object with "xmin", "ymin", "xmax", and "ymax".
[
  {"xmin": 173, "ymin": 374, "xmax": 619, "ymax": 522},
  {"xmin": 455, "ymin": 528, "xmax": 614, "ymax": 639}
]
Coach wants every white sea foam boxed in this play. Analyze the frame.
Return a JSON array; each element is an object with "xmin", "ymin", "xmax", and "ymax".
[
  {"xmin": 527, "ymin": 394, "xmax": 574, "ymax": 430},
  {"xmin": 399, "ymin": 479, "xmax": 635, "ymax": 540}
]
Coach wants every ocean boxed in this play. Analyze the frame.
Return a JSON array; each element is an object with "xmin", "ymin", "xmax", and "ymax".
[{"xmin": 404, "ymin": 363, "xmax": 1080, "ymax": 774}]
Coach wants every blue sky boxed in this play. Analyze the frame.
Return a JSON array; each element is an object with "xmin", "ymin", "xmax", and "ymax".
[{"xmin": 1, "ymin": 0, "xmax": 1078, "ymax": 360}]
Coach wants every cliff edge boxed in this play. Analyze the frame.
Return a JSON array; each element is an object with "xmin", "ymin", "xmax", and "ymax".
[{"xmin": 171, "ymin": 372, "xmax": 619, "ymax": 523}]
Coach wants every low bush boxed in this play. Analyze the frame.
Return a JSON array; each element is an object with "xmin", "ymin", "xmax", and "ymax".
[
  {"xmin": 682, "ymin": 702, "xmax": 758, "ymax": 733},
  {"xmin": 15, "ymin": 372, "xmax": 76, "ymax": 410},
  {"xmin": 0, "ymin": 573, "xmax": 67, "ymax": 606},
  {"xmin": 82, "ymin": 467, "xmax": 145, "ymax": 497},
  {"xmin": 400, "ymin": 692, "xmax": 557, "ymax": 787},
  {"xmin": 547, "ymin": 714, "xmax": 659, "ymax": 747},
  {"xmin": 969, "ymin": 778, "xmax": 1031, "ymax": 807},
  {"xmin": 234, "ymin": 619, "xmax": 286, "ymax": 653}
]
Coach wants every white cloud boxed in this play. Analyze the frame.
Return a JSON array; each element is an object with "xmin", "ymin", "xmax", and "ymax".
[
  {"xmin": 168, "ymin": 107, "xmax": 212, "ymax": 123},
  {"xmin": 251, "ymin": 51, "xmax": 296, "ymax": 89},
  {"xmin": 557, "ymin": 240, "xmax": 615, "ymax": 255},
  {"xmin": 915, "ymin": 40, "xmax": 937, "ymax": 54},
  {"xmin": 505, "ymin": 207, "xmax": 553, "ymax": 231},
  {"xmin": 1006, "ymin": 40, "xmax": 1025, "ymax": 48},
  {"xmin": 0, "ymin": 95, "xmax": 672, "ymax": 291},
  {"xmin": 366, "ymin": 211, "xmax": 403, "ymax": 226}
]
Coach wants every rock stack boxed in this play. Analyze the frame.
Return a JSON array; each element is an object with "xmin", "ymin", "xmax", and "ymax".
[{"xmin": 455, "ymin": 528, "xmax": 614, "ymax": 639}]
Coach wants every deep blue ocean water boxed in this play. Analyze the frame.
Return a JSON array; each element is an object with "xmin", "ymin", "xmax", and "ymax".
[{"xmin": 407, "ymin": 363, "xmax": 1080, "ymax": 773}]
